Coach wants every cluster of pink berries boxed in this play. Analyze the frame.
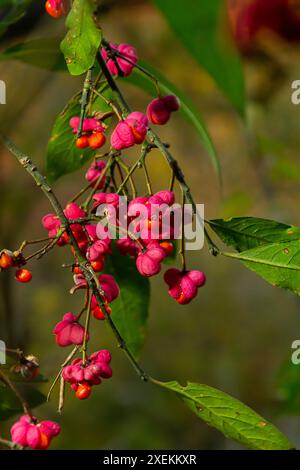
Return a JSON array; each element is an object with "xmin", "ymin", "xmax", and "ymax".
[
  {"xmin": 42, "ymin": 202, "xmax": 87, "ymax": 249},
  {"xmin": 147, "ymin": 95, "xmax": 180, "ymax": 125},
  {"xmin": 91, "ymin": 188, "xmax": 206, "ymax": 302},
  {"xmin": 72, "ymin": 96, "xmax": 179, "ymax": 152},
  {"xmin": 11, "ymin": 415, "xmax": 60, "ymax": 450},
  {"xmin": 42, "ymin": 201, "xmax": 120, "ymax": 318},
  {"xmin": 69, "ymin": 41, "xmax": 180, "ymax": 153},
  {"xmin": 62, "ymin": 350, "xmax": 112, "ymax": 400},
  {"xmin": 70, "ymin": 116, "xmax": 107, "ymax": 150},
  {"xmin": 164, "ymin": 268, "xmax": 206, "ymax": 305},
  {"xmin": 42, "ymin": 185, "xmax": 205, "ymax": 307}
]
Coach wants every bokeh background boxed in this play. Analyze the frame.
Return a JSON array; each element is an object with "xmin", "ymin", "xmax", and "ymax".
[{"xmin": 1, "ymin": 0, "xmax": 300, "ymax": 449}]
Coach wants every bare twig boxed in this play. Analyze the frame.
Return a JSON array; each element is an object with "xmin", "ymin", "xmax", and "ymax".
[
  {"xmin": 47, "ymin": 346, "xmax": 80, "ymax": 402},
  {"xmin": 0, "ymin": 368, "xmax": 32, "ymax": 418},
  {"xmin": 0, "ymin": 436, "xmax": 22, "ymax": 450},
  {"xmin": 58, "ymin": 376, "xmax": 65, "ymax": 414},
  {"xmin": 82, "ymin": 293, "xmax": 92, "ymax": 365},
  {"xmin": 77, "ymin": 69, "xmax": 94, "ymax": 137}
]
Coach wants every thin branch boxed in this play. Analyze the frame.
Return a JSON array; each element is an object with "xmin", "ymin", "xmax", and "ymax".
[
  {"xmin": 25, "ymin": 235, "xmax": 60, "ymax": 262},
  {"xmin": 77, "ymin": 289, "xmax": 90, "ymax": 321},
  {"xmin": 179, "ymin": 191, "xmax": 186, "ymax": 271},
  {"xmin": 47, "ymin": 346, "xmax": 80, "ymax": 402},
  {"xmin": 91, "ymin": 86, "xmax": 121, "ymax": 119},
  {"xmin": 70, "ymin": 180, "xmax": 95, "ymax": 204},
  {"xmin": 115, "ymin": 159, "xmax": 129, "ymax": 196},
  {"xmin": 116, "ymin": 143, "xmax": 150, "ymax": 195},
  {"xmin": 18, "ymin": 236, "xmax": 55, "ymax": 252},
  {"xmin": 142, "ymin": 159, "xmax": 153, "ymax": 196},
  {"xmin": 83, "ymin": 153, "xmax": 115, "ymax": 211},
  {"xmin": 168, "ymin": 169, "xmax": 175, "ymax": 192},
  {"xmin": 69, "ymin": 152, "xmax": 114, "ymax": 204},
  {"xmin": 82, "ymin": 293, "xmax": 92, "ymax": 365},
  {"xmin": 77, "ymin": 69, "xmax": 94, "ymax": 137},
  {"xmin": 87, "ymin": 267, "xmax": 148, "ymax": 381},
  {"xmin": 88, "ymin": 71, "xmax": 103, "ymax": 115},
  {"xmin": 0, "ymin": 437, "xmax": 22, "ymax": 450},
  {"xmin": 6, "ymin": 348, "xmax": 24, "ymax": 358},
  {"xmin": 58, "ymin": 376, "xmax": 65, "ymax": 414},
  {"xmin": 116, "ymin": 157, "xmax": 137, "ymax": 198},
  {"xmin": 0, "ymin": 368, "xmax": 32, "ymax": 418}
]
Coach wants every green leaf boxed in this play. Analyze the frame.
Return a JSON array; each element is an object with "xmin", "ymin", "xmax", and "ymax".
[
  {"xmin": 47, "ymin": 93, "xmax": 93, "ymax": 182},
  {"xmin": 60, "ymin": 0, "xmax": 102, "ymax": 75},
  {"xmin": 0, "ymin": 383, "xmax": 46, "ymax": 421},
  {"xmin": 106, "ymin": 245, "xmax": 150, "ymax": 358},
  {"xmin": 126, "ymin": 61, "xmax": 221, "ymax": 183},
  {"xmin": 152, "ymin": 0, "xmax": 245, "ymax": 116},
  {"xmin": 277, "ymin": 357, "xmax": 300, "ymax": 415},
  {"xmin": 209, "ymin": 217, "xmax": 300, "ymax": 252},
  {"xmin": 154, "ymin": 380, "xmax": 294, "ymax": 450},
  {"xmin": 0, "ymin": 0, "xmax": 31, "ymax": 38},
  {"xmin": 0, "ymin": 38, "xmax": 66, "ymax": 71},
  {"xmin": 223, "ymin": 241, "xmax": 300, "ymax": 295},
  {"xmin": 46, "ymin": 88, "xmax": 112, "ymax": 182}
]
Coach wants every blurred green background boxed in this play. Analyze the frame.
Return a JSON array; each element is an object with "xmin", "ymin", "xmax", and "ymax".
[{"xmin": 1, "ymin": 0, "xmax": 300, "ymax": 450}]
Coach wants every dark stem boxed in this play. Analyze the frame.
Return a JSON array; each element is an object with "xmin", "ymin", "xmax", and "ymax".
[
  {"xmin": 97, "ymin": 52, "xmax": 129, "ymax": 116},
  {"xmin": 82, "ymin": 292, "xmax": 92, "ymax": 365},
  {"xmin": 179, "ymin": 191, "xmax": 186, "ymax": 271},
  {"xmin": 77, "ymin": 69, "xmax": 94, "ymax": 137},
  {"xmin": 116, "ymin": 157, "xmax": 137, "ymax": 198}
]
